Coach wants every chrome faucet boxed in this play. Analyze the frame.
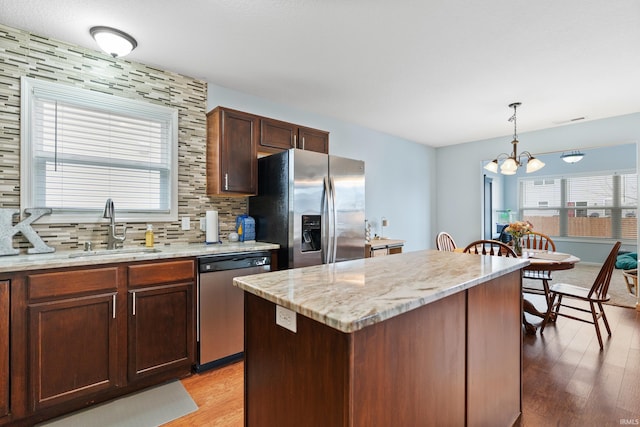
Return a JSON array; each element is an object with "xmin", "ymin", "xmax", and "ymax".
[{"xmin": 103, "ymin": 198, "xmax": 127, "ymax": 249}]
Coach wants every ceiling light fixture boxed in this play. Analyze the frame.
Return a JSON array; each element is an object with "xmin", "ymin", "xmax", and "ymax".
[
  {"xmin": 90, "ymin": 26, "xmax": 137, "ymax": 58},
  {"xmin": 560, "ymin": 151, "xmax": 585, "ymax": 163},
  {"xmin": 484, "ymin": 102, "xmax": 545, "ymax": 175}
]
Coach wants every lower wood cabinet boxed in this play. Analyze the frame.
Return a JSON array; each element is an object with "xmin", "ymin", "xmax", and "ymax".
[
  {"xmin": 0, "ymin": 281, "xmax": 8, "ymax": 419},
  {"xmin": 127, "ymin": 259, "xmax": 195, "ymax": 383},
  {"xmin": 26, "ymin": 267, "xmax": 120, "ymax": 411},
  {"xmin": 128, "ymin": 282, "xmax": 194, "ymax": 382},
  {"xmin": 28, "ymin": 292, "xmax": 118, "ymax": 410},
  {"xmin": 3, "ymin": 258, "xmax": 196, "ymax": 425}
]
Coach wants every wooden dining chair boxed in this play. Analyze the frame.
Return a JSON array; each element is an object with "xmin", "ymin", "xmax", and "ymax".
[
  {"xmin": 540, "ymin": 241, "xmax": 621, "ymax": 350},
  {"xmin": 436, "ymin": 232, "xmax": 457, "ymax": 251},
  {"xmin": 521, "ymin": 231, "xmax": 556, "ymax": 307},
  {"xmin": 463, "ymin": 240, "xmax": 517, "ymax": 258},
  {"xmin": 622, "ymin": 268, "xmax": 638, "ymax": 298}
]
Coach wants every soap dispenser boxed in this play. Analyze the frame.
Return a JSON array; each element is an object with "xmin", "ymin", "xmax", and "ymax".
[{"xmin": 145, "ymin": 224, "xmax": 154, "ymax": 247}]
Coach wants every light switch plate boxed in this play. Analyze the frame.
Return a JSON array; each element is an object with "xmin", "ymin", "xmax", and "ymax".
[
  {"xmin": 181, "ymin": 216, "xmax": 190, "ymax": 230},
  {"xmin": 276, "ymin": 305, "xmax": 297, "ymax": 333}
]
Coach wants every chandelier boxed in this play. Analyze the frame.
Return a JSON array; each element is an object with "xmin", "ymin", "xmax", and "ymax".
[{"xmin": 484, "ymin": 102, "xmax": 545, "ymax": 175}]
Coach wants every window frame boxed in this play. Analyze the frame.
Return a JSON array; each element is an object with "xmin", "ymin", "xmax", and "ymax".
[
  {"xmin": 20, "ymin": 77, "xmax": 179, "ymax": 224},
  {"xmin": 518, "ymin": 169, "xmax": 637, "ymax": 241}
]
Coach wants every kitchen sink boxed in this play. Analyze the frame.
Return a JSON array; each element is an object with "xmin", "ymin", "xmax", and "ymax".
[{"xmin": 68, "ymin": 248, "xmax": 162, "ymax": 258}]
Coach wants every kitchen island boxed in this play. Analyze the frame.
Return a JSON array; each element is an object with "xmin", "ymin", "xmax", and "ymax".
[{"xmin": 234, "ymin": 249, "xmax": 529, "ymax": 427}]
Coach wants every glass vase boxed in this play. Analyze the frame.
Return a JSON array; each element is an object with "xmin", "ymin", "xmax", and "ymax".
[{"xmin": 513, "ymin": 238, "xmax": 523, "ymax": 256}]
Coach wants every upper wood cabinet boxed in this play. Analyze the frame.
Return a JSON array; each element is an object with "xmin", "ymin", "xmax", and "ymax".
[
  {"xmin": 259, "ymin": 117, "xmax": 296, "ymax": 153},
  {"xmin": 207, "ymin": 107, "xmax": 259, "ymax": 196},
  {"xmin": 297, "ymin": 126, "xmax": 329, "ymax": 154},
  {"xmin": 207, "ymin": 106, "xmax": 329, "ymax": 195},
  {"xmin": 259, "ymin": 118, "xmax": 329, "ymax": 155}
]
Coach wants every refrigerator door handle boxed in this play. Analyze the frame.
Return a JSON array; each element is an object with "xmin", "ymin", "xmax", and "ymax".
[
  {"xmin": 322, "ymin": 176, "xmax": 331, "ymax": 264},
  {"xmin": 330, "ymin": 176, "xmax": 338, "ymax": 263}
]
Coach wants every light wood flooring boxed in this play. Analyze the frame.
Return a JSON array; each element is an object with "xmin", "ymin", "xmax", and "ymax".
[{"xmin": 166, "ymin": 303, "xmax": 640, "ymax": 426}]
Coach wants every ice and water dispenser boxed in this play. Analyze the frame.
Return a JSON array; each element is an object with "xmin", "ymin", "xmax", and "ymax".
[{"xmin": 301, "ymin": 215, "xmax": 321, "ymax": 252}]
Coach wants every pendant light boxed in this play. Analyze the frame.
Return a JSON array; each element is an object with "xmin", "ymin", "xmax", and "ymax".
[
  {"xmin": 90, "ymin": 26, "xmax": 138, "ymax": 58},
  {"xmin": 484, "ymin": 103, "xmax": 545, "ymax": 175}
]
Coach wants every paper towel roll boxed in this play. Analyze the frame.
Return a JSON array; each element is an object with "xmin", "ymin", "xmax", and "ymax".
[{"xmin": 205, "ymin": 210, "xmax": 219, "ymax": 244}]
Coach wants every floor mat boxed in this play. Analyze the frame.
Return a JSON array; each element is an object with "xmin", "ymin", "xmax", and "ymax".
[{"xmin": 38, "ymin": 380, "xmax": 198, "ymax": 427}]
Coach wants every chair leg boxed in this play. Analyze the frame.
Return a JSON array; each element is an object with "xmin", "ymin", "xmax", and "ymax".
[
  {"xmin": 590, "ymin": 301, "xmax": 604, "ymax": 350},
  {"xmin": 542, "ymin": 279, "xmax": 551, "ymax": 309},
  {"xmin": 598, "ymin": 302, "xmax": 612, "ymax": 336},
  {"xmin": 540, "ymin": 292, "xmax": 558, "ymax": 333}
]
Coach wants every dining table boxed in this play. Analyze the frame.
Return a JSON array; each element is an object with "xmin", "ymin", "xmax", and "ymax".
[
  {"xmin": 520, "ymin": 249, "xmax": 580, "ymax": 334},
  {"xmin": 454, "ymin": 247, "xmax": 580, "ymax": 334}
]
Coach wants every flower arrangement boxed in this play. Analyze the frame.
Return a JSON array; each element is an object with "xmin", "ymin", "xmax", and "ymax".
[
  {"xmin": 504, "ymin": 221, "xmax": 533, "ymax": 239},
  {"xmin": 505, "ymin": 221, "xmax": 533, "ymax": 255}
]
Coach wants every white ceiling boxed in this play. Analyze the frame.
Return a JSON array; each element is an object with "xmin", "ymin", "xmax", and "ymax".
[{"xmin": 2, "ymin": 0, "xmax": 639, "ymax": 147}]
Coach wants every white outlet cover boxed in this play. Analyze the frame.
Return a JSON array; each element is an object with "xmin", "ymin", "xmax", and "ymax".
[
  {"xmin": 275, "ymin": 305, "xmax": 297, "ymax": 333},
  {"xmin": 181, "ymin": 216, "xmax": 190, "ymax": 230}
]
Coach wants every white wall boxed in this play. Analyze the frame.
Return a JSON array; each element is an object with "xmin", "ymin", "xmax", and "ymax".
[
  {"xmin": 436, "ymin": 113, "xmax": 640, "ymax": 261},
  {"xmin": 207, "ymin": 84, "xmax": 435, "ymax": 252}
]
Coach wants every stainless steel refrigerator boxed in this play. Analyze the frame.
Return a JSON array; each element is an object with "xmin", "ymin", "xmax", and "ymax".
[{"xmin": 249, "ymin": 149, "xmax": 365, "ymax": 270}]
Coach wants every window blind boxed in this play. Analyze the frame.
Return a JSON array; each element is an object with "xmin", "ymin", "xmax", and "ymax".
[{"xmin": 21, "ymin": 77, "xmax": 178, "ymax": 222}]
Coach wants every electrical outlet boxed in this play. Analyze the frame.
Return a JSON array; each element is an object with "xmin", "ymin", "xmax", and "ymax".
[
  {"xmin": 275, "ymin": 305, "xmax": 297, "ymax": 333},
  {"xmin": 181, "ymin": 216, "xmax": 190, "ymax": 230}
]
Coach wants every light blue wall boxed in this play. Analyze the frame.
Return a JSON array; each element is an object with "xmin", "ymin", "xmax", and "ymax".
[
  {"xmin": 436, "ymin": 113, "xmax": 640, "ymax": 262},
  {"xmin": 207, "ymin": 84, "xmax": 435, "ymax": 252}
]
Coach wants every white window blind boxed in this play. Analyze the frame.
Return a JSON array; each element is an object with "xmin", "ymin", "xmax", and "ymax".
[
  {"xmin": 21, "ymin": 77, "xmax": 178, "ymax": 223},
  {"xmin": 519, "ymin": 171, "xmax": 637, "ymax": 240}
]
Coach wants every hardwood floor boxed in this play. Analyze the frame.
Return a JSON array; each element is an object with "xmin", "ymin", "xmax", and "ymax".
[{"xmin": 166, "ymin": 303, "xmax": 640, "ymax": 426}]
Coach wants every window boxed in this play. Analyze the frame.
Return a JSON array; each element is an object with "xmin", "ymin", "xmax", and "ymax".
[
  {"xmin": 20, "ymin": 77, "xmax": 178, "ymax": 223},
  {"xmin": 520, "ymin": 172, "xmax": 637, "ymax": 240}
]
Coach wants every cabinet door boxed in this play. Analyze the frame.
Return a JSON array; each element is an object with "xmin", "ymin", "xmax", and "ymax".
[
  {"xmin": 220, "ymin": 109, "xmax": 258, "ymax": 195},
  {"xmin": 28, "ymin": 293, "xmax": 118, "ymax": 410},
  {"xmin": 0, "ymin": 281, "xmax": 8, "ymax": 418},
  {"xmin": 298, "ymin": 126, "xmax": 329, "ymax": 154},
  {"xmin": 128, "ymin": 282, "xmax": 194, "ymax": 382},
  {"xmin": 259, "ymin": 118, "xmax": 296, "ymax": 153}
]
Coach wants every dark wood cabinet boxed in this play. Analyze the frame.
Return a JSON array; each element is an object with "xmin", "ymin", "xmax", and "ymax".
[
  {"xmin": 26, "ymin": 268, "xmax": 120, "ymax": 410},
  {"xmin": 127, "ymin": 260, "xmax": 195, "ymax": 382},
  {"xmin": 259, "ymin": 118, "xmax": 329, "ymax": 154},
  {"xmin": 207, "ymin": 106, "xmax": 329, "ymax": 196},
  {"xmin": 4, "ymin": 258, "xmax": 196, "ymax": 425},
  {"xmin": 259, "ymin": 117, "xmax": 296, "ymax": 153},
  {"xmin": 297, "ymin": 126, "xmax": 329, "ymax": 154},
  {"xmin": 0, "ymin": 281, "xmax": 8, "ymax": 418},
  {"xmin": 207, "ymin": 107, "xmax": 259, "ymax": 196}
]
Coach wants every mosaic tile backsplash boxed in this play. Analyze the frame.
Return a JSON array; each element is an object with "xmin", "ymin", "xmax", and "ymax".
[{"xmin": 0, "ymin": 23, "xmax": 247, "ymax": 252}]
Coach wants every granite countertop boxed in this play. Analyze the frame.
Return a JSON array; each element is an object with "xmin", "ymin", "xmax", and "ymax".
[
  {"xmin": 234, "ymin": 249, "xmax": 529, "ymax": 333},
  {"xmin": 0, "ymin": 241, "xmax": 280, "ymax": 273}
]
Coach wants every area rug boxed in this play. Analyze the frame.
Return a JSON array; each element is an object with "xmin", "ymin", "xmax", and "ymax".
[
  {"xmin": 523, "ymin": 263, "xmax": 638, "ymax": 309},
  {"xmin": 37, "ymin": 380, "xmax": 198, "ymax": 427}
]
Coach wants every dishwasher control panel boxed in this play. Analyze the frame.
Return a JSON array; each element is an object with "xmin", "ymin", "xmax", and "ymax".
[{"xmin": 198, "ymin": 251, "xmax": 271, "ymax": 273}]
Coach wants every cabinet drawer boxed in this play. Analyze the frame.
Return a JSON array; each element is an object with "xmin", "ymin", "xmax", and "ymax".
[
  {"xmin": 28, "ymin": 267, "xmax": 119, "ymax": 300},
  {"xmin": 128, "ymin": 259, "xmax": 195, "ymax": 287}
]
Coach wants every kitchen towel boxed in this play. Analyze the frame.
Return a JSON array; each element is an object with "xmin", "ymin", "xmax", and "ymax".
[{"xmin": 205, "ymin": 210, "xmax": 219, "ymax": 244}]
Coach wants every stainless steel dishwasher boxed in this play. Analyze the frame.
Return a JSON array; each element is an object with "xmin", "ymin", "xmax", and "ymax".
[{"xmin": 196, "ymin": 251, "xmax": 271, "ymax": 372}]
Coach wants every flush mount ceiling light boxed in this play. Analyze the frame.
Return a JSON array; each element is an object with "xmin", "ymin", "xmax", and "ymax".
[
  {"xmin": 90, "ymin": 26, "xmax": 137, "ymax": 58},
  {"xmin": 484, "ymin": 102, "xmax": 545, "ymax": 175},
  {"xmin": 560, "ymin": 151, "xmax": 585, "ymax": 164}
]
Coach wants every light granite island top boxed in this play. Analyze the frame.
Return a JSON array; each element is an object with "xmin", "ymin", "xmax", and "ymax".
[
  {"xmin": 234, "ymin": 248, "xmax": 530, "ymax": 333},
  {"xmin": 236, "ymin": 249, "xmax": 529, "ymax": 426}
]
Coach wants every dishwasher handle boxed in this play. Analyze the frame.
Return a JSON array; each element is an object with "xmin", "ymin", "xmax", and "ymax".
[{"xmin": 198, "ymin": 252, "xmax": 271, "ymax": 273}]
